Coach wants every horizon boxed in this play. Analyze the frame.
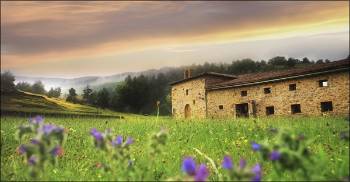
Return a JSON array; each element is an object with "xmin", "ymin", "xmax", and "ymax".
[{"xmin": 1, "ymin": 1, "xmax": 349, "ymax": 78}]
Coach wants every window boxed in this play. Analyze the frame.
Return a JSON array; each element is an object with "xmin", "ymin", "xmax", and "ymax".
[
  {"xmin": 193, "ymin": 100, "xmax": 196, "ymax": 105},
  {"xmin": 319, "ymin": 80, "xmax": 328, "ymax": 87},
  {"xmin": 219, "ymin": 105, "xmax": 224, "ymax": 110},
  {"xmin": 264, "ymin": 87, "xmax": 271, "ymax": 94},
  {"xmin": 266, "ymin": 106, "xmax": 274, "ymax": 115},
  {"xmin": 289, "ymin": 84, "xmax": 296, "ymax": 91},
  {"xmin": 186, "ymin": 89, "xmax": 189, "ymax": 95},
  {"xmin": 291, "ymin": 104, "xmax": 301, "ymax": 114},
  {"xmin": 321, "ymin": 101, "xmax": 333, "ymax": 112},
  {"xmin": 241, "ymin": 90, "xmax": 247, "ymax": 96}
]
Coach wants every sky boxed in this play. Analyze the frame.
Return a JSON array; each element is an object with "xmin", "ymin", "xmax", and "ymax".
[{"xmin": 1, "ymin": 1, "xmax": 349, "ymax": 78}]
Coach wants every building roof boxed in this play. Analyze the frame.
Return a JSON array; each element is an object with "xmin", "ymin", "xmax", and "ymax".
[
  {"xmin": 169, "ymin": 72, "xmax": 237, "ymax": 85},
  {"xmin": 208, "ymin": 58, "xmax": 350, "ymax": 90}
]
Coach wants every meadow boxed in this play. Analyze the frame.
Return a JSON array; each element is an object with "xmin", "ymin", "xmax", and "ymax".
[{"xmin": 1, "ymin": 115, "xmax": 349, "ymax": 181}]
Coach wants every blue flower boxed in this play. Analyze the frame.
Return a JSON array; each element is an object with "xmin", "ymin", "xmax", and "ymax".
[
  {"xmin": 269, "ymin": 150, "xmax": 281, "ymax": 161},
  {"xmin": 29, "ymin": 115, "xmax": 44, "ymax": 125},
  {"xmin": 194, "ymin": 164, "xmax": 209, "ymax": 182},
  {"xmin": 112, "ymin": 135, "xmax": 123, "ymax": 146},
  {"xmin": 42, "ymin": 124, "xmax": 55, "ymax": 135},
  {"xmin": 251, "ymin": 164, "xmax": 262, "ymax": 182},
  {"xmin": 125, "ymin": 137, "xmax": 133, "ymax": 146},
  {"xmin": 28, "ymin": 155, "xmax": 38, "ymax": 166},
  {"xmin": 222, "ymin": 155, "xmax": 233, "ymax": 169},
  {"xmin": 251, "ymin": 142, "xmax": 261, "ymax": 151},
  {"xmin": 239, "ymin": 158, "xmax": 246, "ymax": 169},
  {"xmin": 90, "ymin": 128, "xmax": 103, "ymax": 141},
  {"xmin": 182, "ymin": 157, "xmax": 196, "ymax": 175},
  {"xmin": 17, "ymin": 145, "xmax": 27, "ymax": 155}
]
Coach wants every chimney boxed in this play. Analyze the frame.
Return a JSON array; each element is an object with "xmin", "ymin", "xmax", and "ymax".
[{"xmin": 184, "ymin": 69, "xmax": 192, "ymax": 79}]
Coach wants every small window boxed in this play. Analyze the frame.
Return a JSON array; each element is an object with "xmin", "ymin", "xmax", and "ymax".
[
  {"xmin": 241, "ymin": 90, "xmax": 247, "ymax": 96},
  {"xmin": 264, "ymin": 87, "xmax": 271, "ymax": 94},
  {"xmin": 266, "ymin": 106, "xmax": 274, "ymax": 115},
  {"xmin": 193, "ymin": 100, "xmax": 196, "ymax": 105},
  {"xmin": 321, "ymin": 101, "xmax": 333, "ymax": 112},
  {"xmin": 319, "ymin": 80, "xmax": 328, "ymax": 87},
  {"xmin": 289, "ymin": 84, "xmax": 296, "ymax": 91},
  {"xmin": 291, "ymin": 104, "xmax": 301, "ymax": 114},
  {"xmin": 219, "ymin": 105, "xmax": 224, "ymax": 110},
  {"xmin": 186, "ymin": 89, "xmax": 189, "ymax": 95}
]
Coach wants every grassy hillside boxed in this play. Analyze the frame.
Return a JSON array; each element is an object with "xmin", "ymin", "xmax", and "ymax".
[
  {"xmin": 1, "ymin": 116, "xmax": 349, "ymax": 181},
  {"xmin": 0, "ymin": 91, "xmax": 122, "ymax": 117}
]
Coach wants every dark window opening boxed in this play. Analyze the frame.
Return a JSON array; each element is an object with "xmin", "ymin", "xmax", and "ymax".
[
  {"xmin": 219, "ymin": 105, "xmax": 224, "ymax": 110},
  {"xmin": 289, "ymin": 84, "xmax": 296, "ymax": 91},
  {"xmin": 241, "ymin": 90, "xmax": 247, "ymax": 97},
  {"xmin": 193, "ymin": 100, "xmax": 196, "ymax": 105},
  {"xmin": 266, "ymin": 106, "xmax": 275, "ymax": 115},
  {"xmin": 319, "ymin": 80, "xmax": 328, "ymax": 87},
  {"xmin": 321, "ymin": 101, "xmax": 333, "ymax": 112},
  {"xmin": 186, "ymin": 89, "xmax": 189, "ymax": 95},
  {"xmin": 235, "ymin": 103, "xmax": 249, "ymax": 117},
  {"xmin": 291, "ymin": 104, "xmax": 301, "ymax": 114},
  {"xmin": 264, "ymin": 88, "xmax": 271, "ymax": 94}
]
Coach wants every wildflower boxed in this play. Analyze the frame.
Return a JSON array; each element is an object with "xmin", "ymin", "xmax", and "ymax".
[
  {"xmin": 17, "ymin": 145, "xmax": 27, "ymax": 155},
  {"xmin": 112, "ymin": 135, "xmax": 123, "ymax": 147},
  {"xmin": 194, "ymin": 164, "xmax": 209, "ymax": 182},
  {"xmin": 96, "ymin": 162, "xmax": 102, "ymax": 168},
  {"xmin": 222, "ymin": 155, "xmax": 233, "ymax": 169},
  {"xmin": 29, "ymin": 115, "xmax": 44, "ymax": 125},
  {"xmin": 182, "ymin": 157, "xmax": 196, "ymax": 175},
  {"xmin": 90, "ymin": 128, "xmax": 103, "ymax": 141},
  {"xmin": 28, "ymin": 155, "xmax": 38, "ymax": 166},
  {"xmin": 42, "ymin": 124, "xmax": 55, "ymax": 135},
  {"xmin": 30, "ymin": 139, "xmax": 40, "ymax": 145},
  {"xmin": 125, "ymin": 137, "xmax": 133, "ymax": 146},
  {"xmin": 251, "ymin": 164, "xmax": 261, "ymax": 182},
  {"xmin": 239, "ymin": 158, "xmax": 246, "ymax": 169},
  {"xmin": 251, "ymin": 142, "xmax": 261, "ymax": 151},
  {"xmin": 269, "ymin": 150, "xmax": 281, "ymax": 161},
  {"xmin": 51, "ymin": 146, "xmax": 64, "ymax": 157}
]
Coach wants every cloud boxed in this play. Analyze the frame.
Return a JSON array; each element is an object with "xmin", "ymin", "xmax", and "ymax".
[{"xmin": 1, "ymin": 1, "xmax": 349, "ymax": 75}]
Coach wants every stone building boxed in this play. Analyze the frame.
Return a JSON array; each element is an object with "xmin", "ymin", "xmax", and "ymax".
[{"xmin": 170, "ymin": 58, "xmax": 350, "ymax": 119}]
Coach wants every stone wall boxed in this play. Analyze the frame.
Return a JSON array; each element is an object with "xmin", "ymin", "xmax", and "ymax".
[
  {"xmin": 171, "ymin": 78, "xmax": 207, "ymax": 118},
  {"xmin": 206, "ymin": 71, "xmax": 350, "ymax": 118}
]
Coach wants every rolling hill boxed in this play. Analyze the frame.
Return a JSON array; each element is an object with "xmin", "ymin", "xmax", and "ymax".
[{"xmin": 0, "ymin": 91, "xmax": 123, "ymax": 118}]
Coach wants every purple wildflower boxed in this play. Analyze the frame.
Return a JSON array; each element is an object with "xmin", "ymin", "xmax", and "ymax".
[
  {"xmin": 29, "ymin": 115, "xmax": 44, "ymax": 125},
  {"xmin": 30, "ymin": 139, "xmax": 40, "ymax": 145},
  {"xmin": 28, "ymin": 155, "xmax": 37, "ymax": 166},
  {"xmin": 182, "ymin": 157, "xmax": 196, "ymax": 176},
  {"xmin": 112, "ymin": 135, "xmax": 123, "ymax": 146},
  {"xmin": 17, "ymin": 145, "xmax": 26, "ymax": 155},
  {"xmin": 251, "ymin": 164, "xmax": 262, "ymax": 182},
  {"xmin": 239, "ymin": 158, "xmax": 246, "ymax": 169},
  {"xmin": 42, "ymin": 124, "xmax": 55, "ymax": 135},
  {"xmin": 251, "ymin": 142, "xmax": 261, "ymax": 151},
  {"xmin": 125, "ymin": 137, "xmax": 133, "ymax": 146},
  {"xmin": 51, "ymin": 146, "xmax": 64, "ymax": 157},
  {"xmin": 195, "ymin": 164, "xmax": 209, "ymax": 182},
  {"xmin": 90, "ymin": 128, "xmax": 103, "ymax": 141},
  {"xmin": 222, "ymin": 155, "xmax": 233, "ymax": 169},
  {"xmin": 269, "ymin": 150, "xmax": 281, "ymax": 161}
]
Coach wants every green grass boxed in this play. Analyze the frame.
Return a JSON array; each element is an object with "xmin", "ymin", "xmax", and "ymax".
[
  {"xmin": 0, "ymin": 91, "xmax": 125, "ymax": 117},
  {"xmin": 1, "ymin": 115, "xmax": 349, "ymax": 181}
]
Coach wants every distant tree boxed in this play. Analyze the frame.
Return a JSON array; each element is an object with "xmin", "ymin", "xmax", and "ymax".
[
  {"xmin": 268, "ymin": 56, "xmax": 288, "ymax": 67},
  {"xmin": 47, "ymin": 87, "xmax": 61, "ymax": 98},
  {"xmin": 66, "ymin": 88, "xmax": 78, "ymax": 103},
  {"xmin": 97, "ymin": 88, "xmax": 110, "ymax": 109},
  {"xmin": 1, "ymin": 71, "xmax": 16, "ymax": 93},
  {"xmin": 286, "ymin": 58, "xmax": 298, "ymax": 67},
  {"xmin": 32, "ymin": 81, "xmax": 46, "ymax": 94},
  {"xmin": 82, "ymin": 85, "xmax": 93, "ymax": 102},
  {"xmin": 16, "ymin": 81, "xmax": 32, "ymax": 92},
  {"xmin": 325, "ymin": 59, "xmax": 331, "ymax": 63},
  {"xmin": 228, "ymin": 59, "xmax": 258, "ymax": 74},
  {"xmin": 316, "ymin": 59, "xmax": 324, "ymax": 64},
  {"xmin": 302, "ymin": 57, "xmax": 310, "ymax": 64}
]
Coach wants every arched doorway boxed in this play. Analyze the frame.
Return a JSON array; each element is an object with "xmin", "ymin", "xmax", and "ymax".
[{"xmin": 184, "ymin": 104, "xmax": 191, "ymax": 118}]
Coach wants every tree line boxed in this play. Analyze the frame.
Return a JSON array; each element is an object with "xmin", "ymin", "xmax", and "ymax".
[{"xmin": 1, "ymin": 56, "xmax": 341, "ymax": 115}]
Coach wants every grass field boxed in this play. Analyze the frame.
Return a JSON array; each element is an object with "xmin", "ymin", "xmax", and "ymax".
[{"xmin": 1, "ymin": 115, "xmax": 349, "ymax": 181}]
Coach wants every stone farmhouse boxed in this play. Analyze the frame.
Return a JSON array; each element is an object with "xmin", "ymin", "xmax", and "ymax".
[{"xmin": 170, "ymin": 58, "xmax": 349, "ymax": 119}]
